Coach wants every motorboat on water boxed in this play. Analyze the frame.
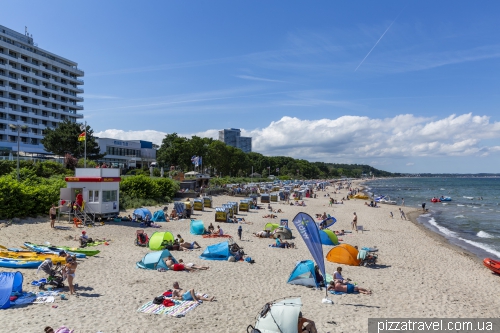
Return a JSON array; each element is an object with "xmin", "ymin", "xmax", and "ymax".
[
  {"xmin": 375, "ymin": 195, "xmax": 397, "ymax": 205},
  {"xmin": 439, "ymin": 196, "xmax": 452, "ymax": 201}
]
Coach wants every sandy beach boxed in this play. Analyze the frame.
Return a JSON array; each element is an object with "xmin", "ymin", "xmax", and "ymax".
[{"xmin": 1, "ymin": 180, "xmax": 499, "ymax": 333}]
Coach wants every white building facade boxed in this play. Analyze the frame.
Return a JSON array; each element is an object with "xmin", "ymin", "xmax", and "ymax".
[
  {"xmin": 218, "ymin": 128, "xmax": 252, "ymax": 153},
  {"xmin": 0, "ymin": 25, "xmax": 84, "ymax": 157},
  {"xmin": 96, "ymin": 138, "xmax": 157, "ymax": 170}
]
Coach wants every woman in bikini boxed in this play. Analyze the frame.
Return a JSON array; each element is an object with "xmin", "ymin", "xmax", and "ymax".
[{"xmin": 64, "ymin": 257, "xmax": 78, "ymax": 295}]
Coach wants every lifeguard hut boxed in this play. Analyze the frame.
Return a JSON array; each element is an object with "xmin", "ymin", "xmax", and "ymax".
[{"xmin": 60, "ymin": 168, "xmax": 121, "ymax": 225}]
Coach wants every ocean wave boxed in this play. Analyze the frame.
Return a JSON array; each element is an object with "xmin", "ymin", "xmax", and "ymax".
[
  {"xmin": 428, "ymin": 217, "xmax": 457, "ymax": 237},
  {"xmin": 463, "ymin": 196, "xmax": 474, "ymax": 200},
  {"xmin": 477, "ymin": 231, "xmax": 495, "ymax": 239},
  {"xmin": 454, "ymin": 215, "xmax": 465, "ymax": 218},
  {"xmin": 458, "ymin": 238, "xmax": 500, "ymax": 258},
  {"xmin": 440, "ymin": 188, "xmax": 446, "ymax": 190},
  {"xmin": 457, "ymin": 204, "xmax": 465, "ymax": 207}
]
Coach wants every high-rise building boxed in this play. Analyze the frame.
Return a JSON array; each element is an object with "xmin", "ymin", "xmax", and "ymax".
[
  {"xmin": 0, "ymin": 25, "xmax": 84, "ymax": 157},
  {"xmin": 218, "ymin": 128, "xmax": 252, "ymax": 153}
]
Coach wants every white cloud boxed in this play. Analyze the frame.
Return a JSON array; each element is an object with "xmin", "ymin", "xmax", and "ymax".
[{"xmin": 96, "ymin": 113, "xmax": 500, "ymax": 164}]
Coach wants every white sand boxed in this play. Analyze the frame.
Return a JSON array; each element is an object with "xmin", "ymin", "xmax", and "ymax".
[{"xmin": 1, "ymin": 180, "xmax": 499, "ymax": 333}]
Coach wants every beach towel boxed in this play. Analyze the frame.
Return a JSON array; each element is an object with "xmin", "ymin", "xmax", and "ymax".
[
  {"xmin": 329, "ymin": 290, "xmax": 359, "ymax": 295},
  {"xmin": 202, "ymin": 234, "xmax": 232, "ymax": 238},
  {"xmin": 33, "ymin": 296, "xmax": 55, "ymax": 304},
  {"xmin": 10, "ymin": 293, "xmax": 37, "ymax": 306},
  {"xmin": 137, "ymin": 294, "xmax": 209, "ymax": 316}
]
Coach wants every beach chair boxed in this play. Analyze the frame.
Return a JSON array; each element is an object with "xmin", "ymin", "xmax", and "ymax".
[
  {"xmin": 357, "ymin": 225, "xmax": 364, "ymax": 233},
  {"xmin": 73, "ymin": 217, "xmax": 83, "ymax": 228},
  {"xmin": 174, "ymin": 202, "xmax": 187, "ymax": 219}
]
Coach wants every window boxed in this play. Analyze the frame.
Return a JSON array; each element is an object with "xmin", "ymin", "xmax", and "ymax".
[
  {"xmin": 88, "ymin": 190, "xmax": 99, "ymax": 203},
  {"xmin": 102, "ymin": 190, "xmax": 116, "ymax": 202}
]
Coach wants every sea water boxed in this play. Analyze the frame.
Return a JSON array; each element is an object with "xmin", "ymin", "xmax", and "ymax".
[{"xmin": 364, "ymin": 177, "xmax": 500, "ymax": 260}]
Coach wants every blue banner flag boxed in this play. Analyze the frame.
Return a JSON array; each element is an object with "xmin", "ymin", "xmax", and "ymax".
[{"xmin": 292, "ymin": 212, "xmax": 326, "ymax": 278}]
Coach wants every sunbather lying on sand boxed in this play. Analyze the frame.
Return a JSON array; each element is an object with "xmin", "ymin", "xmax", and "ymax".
[
  {"xmin": 327, "ymin": 280, "xmax": 372, "ymax": 294},
  {"xmin": 178, "ymin": 259, "xmax": 209, "ymax": 270},
  {"xmin": 164, "ymin": 256, "xmax": 195, "ymax": 272},
  {"xmin": 172, "ymin": 281, "xmax": 215, "ymax": 302},
  {"xmin": 254, "ymin": 230, "xmax": 270, "ymax": 238},
  {"xmin": 179, "ymin": 241, "xmax": 201, "ymax": 250},
  {"xmin": 262, "ymin": 214, "xmax": 277, "ymax": 218}
]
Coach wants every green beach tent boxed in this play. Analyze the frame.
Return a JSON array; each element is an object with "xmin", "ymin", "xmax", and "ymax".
[
  {"xmin": 148, "ymin": 231, "xmax": 175, "ymax": 251},
  {"xmin": 264, "ymin": 223, "xmax": 280, "ymax": 232}
]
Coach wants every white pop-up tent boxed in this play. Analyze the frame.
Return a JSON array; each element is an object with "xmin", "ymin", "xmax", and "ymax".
[{"xmin": 253, "ymin": 297, "xmax": 302, "ymax": 333}]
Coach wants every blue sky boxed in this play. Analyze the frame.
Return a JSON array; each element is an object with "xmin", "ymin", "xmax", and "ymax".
[{"xmin": 3, "ymin": 1, "xmax": 500, "ymax": 173}]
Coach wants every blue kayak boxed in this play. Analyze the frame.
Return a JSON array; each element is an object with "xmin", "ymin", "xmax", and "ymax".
[{"xmin": 0, "ymin": 258, "xmax": 42, "ymax": 268}]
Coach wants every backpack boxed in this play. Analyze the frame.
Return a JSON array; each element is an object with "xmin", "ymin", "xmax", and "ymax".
[{"xmin": 153, "ymin": 296, "xmax": 164, "ymax": 305}]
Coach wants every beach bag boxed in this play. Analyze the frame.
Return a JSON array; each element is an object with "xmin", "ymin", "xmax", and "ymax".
[{"xmin": 153, "ymin": 296, "xmax": 164, "ymax": 305}]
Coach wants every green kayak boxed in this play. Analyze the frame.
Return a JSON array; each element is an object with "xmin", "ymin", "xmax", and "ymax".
[{"xmin": 35, "ymin": 243, "xmax": 100, "ymax": 256}]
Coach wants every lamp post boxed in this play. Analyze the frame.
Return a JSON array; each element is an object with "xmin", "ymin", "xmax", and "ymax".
[{"xmin": 9, "ymin": 124, "xmax": 28, "ymax": 181}]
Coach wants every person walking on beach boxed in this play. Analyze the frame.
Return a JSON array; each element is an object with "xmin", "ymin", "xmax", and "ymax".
[
  {"xmin": 422, "ymin": 202, "xmax": 426, "ymax": 211},
  {"xmin": 399, "ymin": 208, "xmax": 406, "ymax": 220},
  {"xmin": 237, "ymin": 225, "xmax": 242, "ymax": 240},
  {"xmin": 401, "ymin": 198, "xmax": 405, "ymax": 206},
  {"xmin": 352, "ymin": 212, "xmax": 358, "ymax": 233}
]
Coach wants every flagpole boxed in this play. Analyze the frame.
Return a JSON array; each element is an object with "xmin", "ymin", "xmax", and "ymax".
[{"xmin": 84, "ymin": 121, "xmax": 87, "ymax": 168}]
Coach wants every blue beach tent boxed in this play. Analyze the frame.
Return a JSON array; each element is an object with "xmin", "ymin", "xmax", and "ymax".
[
  {"xmin": 152, "ymin": 210, "xmax": 167, "ymax": 222},
  {"xmin": 0, "ymin": 271, "xmax": 23, "ymax": 309},
  {"xmin": 190, "ymin": 220, "xmax": 205, "ymax": 235},
  {"xmin": 136, "ymin": 249, "xmax": 176, "ymax": 270},
  {"xmin": 287, "ymin": 260, "xmax": 320, "ymax": 288},
  {"xmin": 133, "ymin": 208, "xmax": 152, "ymax": 220},
  {"xmin": 200, "ymin": 241, "xmax": 231, "ymax": 261}
]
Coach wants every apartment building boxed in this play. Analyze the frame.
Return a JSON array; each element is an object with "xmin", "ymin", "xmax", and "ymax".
[
  {"xmin": 218, "ymin": 128, "xmax": 252, "ymax": 153},
  {"xmin": 0, "ymin": 25, "xmax": 84, "ymax": 156}
]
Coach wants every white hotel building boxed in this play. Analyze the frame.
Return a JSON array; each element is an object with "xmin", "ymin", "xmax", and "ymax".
[{"xmin": 0, "ymin": 25, "xmax": 84, "ymax": 157}]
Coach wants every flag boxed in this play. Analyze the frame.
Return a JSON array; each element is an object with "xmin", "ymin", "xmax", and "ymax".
[
  {"xmin": 191, "ymin": 156, "xmax": 200, "ymax": 166},
  {"xmin": 198, "ymin": 156, "xmax": 202, "ymax": 167},
  {"xmin": 292, "ymin": 212, "xmax": 326, "ymax": 279},
  {"xmin": 276, "ymin": 168, "xmax": 279, "ymax": 172},
  {"xmin": 78, "ymin": 132, "xmax": 86, "ymax": 141}
]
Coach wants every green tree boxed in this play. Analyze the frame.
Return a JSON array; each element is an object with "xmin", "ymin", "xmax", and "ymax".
[{"xmin": 41, "ymin": 120, "xmax": 104, "ymax": 161}]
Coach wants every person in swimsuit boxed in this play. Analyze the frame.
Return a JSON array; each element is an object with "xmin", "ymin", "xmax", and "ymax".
[
  {"xmin": 328, "ymin": 281, "xmax": 372, "ymax": 294},
  {"xmin": 49, "ymin": 203, "xmax": 62, "ymax": 228},
  {"xmin": 179, "ymin": 241, "xmax": 201, "ymax": 251},
  {"xmin": 178, "ymin": 259, "xmax": 209, "ymax": 270},
  {"xmin": 64, "ymin": 256, "xmax": 78, "ymax": 295},
  {"xmin": 352, "ymin": 212, "xmax": 358, "ymax": 233},
  {"xmin": 164, "ymin": 256, "xmax": 195, "ymax": 272},
  {"xmin": 171, "ymin": 281, "xmax": 215, "ymax": 302}
]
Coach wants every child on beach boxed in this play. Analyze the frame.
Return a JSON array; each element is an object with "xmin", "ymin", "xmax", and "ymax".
[{"xmin": 237, "ymin": 225, "xmax": 242, "ymax": 240}]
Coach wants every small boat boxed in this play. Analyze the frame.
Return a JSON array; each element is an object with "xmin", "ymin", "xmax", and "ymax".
[
  {"xmin": 379, "ymin": 196, "xmax": 397, "ymax": 205},
  {"xmin": 30, "ymin": 242, "xmax": 100, "ymax": 257},
  {"xmin": 431, "ymin": 198, "xmax": 441, "ymax": 203},
  {"xmin": 440, "ymin": 197, "xmax": 452, "ymax": 201},
  {"xmin": 483, "ymin": 258, "xmax": 500, "ymax": 275},
  {"xmin": 0, "ymin": 250, "xmax": 67, "ymax": 264},
  {"xmin": 23, "ymin": 242, "xmax": 86, "ymax": 258},
  {"xmin": 0, "ymin": 258, "xmax": 43, "ymax": 268}
]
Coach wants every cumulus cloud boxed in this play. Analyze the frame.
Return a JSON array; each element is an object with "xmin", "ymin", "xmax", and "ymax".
[{"xmin": 96, "ymin": 113, "xmax": 500, "ymax": 163}]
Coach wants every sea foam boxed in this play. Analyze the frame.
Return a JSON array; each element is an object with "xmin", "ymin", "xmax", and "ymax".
[
  {"xmin": 428, "ymin": 217, "xmax": 457, "ymax": 237},
  {"xmin": 477, "ymin": 231, "xmax": 495, "ymax": 239},
  {"xmin": 458, "ymin": 238, "xmax": 500, "ymax": 258}
]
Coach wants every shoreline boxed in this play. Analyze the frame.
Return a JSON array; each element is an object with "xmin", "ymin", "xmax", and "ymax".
[{"xmin": 406, "ymin": 210, "xmax": 485, "ymax": 265}]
